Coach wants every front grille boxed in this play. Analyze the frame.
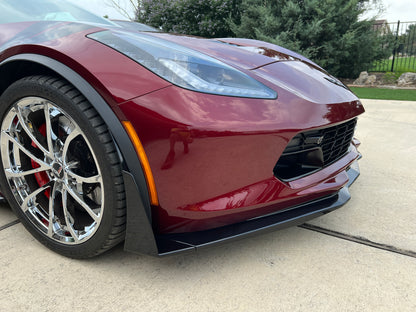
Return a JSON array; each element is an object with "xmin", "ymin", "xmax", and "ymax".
[{"xmin": 274, "ymin": 118, "xmax": 357, "ymax": 180}]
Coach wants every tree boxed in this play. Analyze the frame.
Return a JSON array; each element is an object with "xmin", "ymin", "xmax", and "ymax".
[
  {"xmin": 403, "ymin": 24, "xmax": 416, "ymax": 56},
  {"xmin": 137, "ymin": 0, "xmax": 240, "ymax": 37},
  {"xmin": 229, "ymin": 0, "xmax": 385, "ymax": 78}
]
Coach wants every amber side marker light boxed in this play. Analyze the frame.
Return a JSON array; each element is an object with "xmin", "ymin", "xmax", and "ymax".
[{"xmin": 122, "ymin": 121, "xmax": 159, "ymax": 206}]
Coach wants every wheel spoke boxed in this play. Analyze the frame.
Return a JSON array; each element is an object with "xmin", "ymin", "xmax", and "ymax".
[
  {"xmin": 67, "ymin": 169, "xmax": 101, "ymax": 184},
  {"xmin": 5, "ymin": 166, "xmax": 50, "ymax": 178},
  {"xmin": 17, "ymin": 106, "xmax": 51, "ymax": 157},
  {"xmin": 62, "ymin": 128, "xmax": 81, "ymax": 160},
  {"xmin": 21, "ymin": 182, "xmax": 52, "ymax": 213},
  {"xmin": 47, "ymin": 181, "xmax": 58, "ymax": 238},
  {"xmin": 64, "ymin": 183, "xmax": 100, "ymax": 222},
  {"xmin": 44, "ymin": 103, "xmax": 56, "ymax": 156},
  {"xmin": 3, "ymin": 131, "xmax": 50, "ymax": 168},
  {"xmin": 62, "ymin": 188, "xmax": 80, "ymax": 243}
]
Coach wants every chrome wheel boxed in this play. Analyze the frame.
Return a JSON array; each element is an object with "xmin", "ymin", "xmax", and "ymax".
[{"xmin": 1, "ymin": 96, "xmax": 104, "ymax": 244}]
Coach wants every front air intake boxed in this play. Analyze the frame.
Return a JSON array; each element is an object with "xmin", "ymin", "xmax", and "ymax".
[{"xmin": 274, "ymin": 118, "xmax": 357, "ymax": 181}]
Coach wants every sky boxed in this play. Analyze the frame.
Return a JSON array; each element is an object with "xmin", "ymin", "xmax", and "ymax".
[
  {"xmin": 67, "ymin": 0, "xmax": 134, "ymax": 20},
  {"xmin": 67, "ymin": 0, "xmax": 416, "ymax": 23},
  {"xmin": 365, "ymin": 0, "xmax": 416, "ymax": 23}
]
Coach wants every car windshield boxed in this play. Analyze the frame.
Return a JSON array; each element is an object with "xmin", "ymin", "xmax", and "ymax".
[
  {"xmin": 0, "ymin": 0, "xmax": 114, "ymax": 26},
  {"xmin": 110, "ymin": 20, "xmax": 159, "ymax": 32}
]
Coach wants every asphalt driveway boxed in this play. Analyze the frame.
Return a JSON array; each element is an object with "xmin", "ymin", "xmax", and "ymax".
[{"xmin": 1, "ymin": 99, "xmax": 415, "ymax": 311}]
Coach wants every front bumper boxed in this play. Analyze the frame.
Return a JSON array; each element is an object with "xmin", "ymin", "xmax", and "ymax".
[{"xmin": 154, "ymin": 159, "xmax": 360, "ymax": 256}]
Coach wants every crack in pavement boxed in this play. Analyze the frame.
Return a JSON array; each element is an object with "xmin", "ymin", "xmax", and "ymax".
[
  {"xmin": 300, "ymin": 223, "xmax": 416, "ymax": 259},
  {"xmin": 0, "ymin": 219, "xmax": 20, "ymax": 232},
  {"xmin": 1, "ymin": 218, "xmax": 415, "ymax": 259}
]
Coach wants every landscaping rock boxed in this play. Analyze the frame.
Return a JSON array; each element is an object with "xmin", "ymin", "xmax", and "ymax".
[
  {"xmin": 353, "ymin": 71, "xmax": 369, "ymax": 85},
  {"xmin": 353, "ymin": 71, "xmax": 378, "ymax": 86},
  {"xmin": 347, "ymin": 71, "xmax": 416, "ymax": 89},
  {"xmin": 366, "ymin": 75, "xmax": 377, "ymax": 85},
  {"xmin": 397, "ymin": 72, "xmax": 416, "ymax": 86}
]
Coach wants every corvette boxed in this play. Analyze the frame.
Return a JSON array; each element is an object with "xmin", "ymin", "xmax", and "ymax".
[{"xmin": 0, "ymin": 0, "xmax": 364, "ymax": 258}]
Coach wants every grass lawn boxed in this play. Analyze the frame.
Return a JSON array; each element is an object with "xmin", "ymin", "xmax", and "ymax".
[
  {"xmin": 370, "ymin": 56, "xmax": 416, "ymax": 73},
  {"xmin": 350, "ymin": 87, "xmax": 416, "ymax": 101}
]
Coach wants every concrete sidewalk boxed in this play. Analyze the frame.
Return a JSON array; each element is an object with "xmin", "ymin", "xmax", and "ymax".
[{"xmin": 1, "ymin": 99, "xmax": 415, "ymax": 311}]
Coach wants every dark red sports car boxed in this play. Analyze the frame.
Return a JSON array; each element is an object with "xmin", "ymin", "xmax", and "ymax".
[{"xmin": 0, "ymin": 0, "xmax": 364, "ymax": 258}]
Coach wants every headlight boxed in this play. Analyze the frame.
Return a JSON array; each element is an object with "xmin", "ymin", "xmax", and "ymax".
[{"xmin": 88, "ymin": 31, "xmax": 277, "ymax": 99}]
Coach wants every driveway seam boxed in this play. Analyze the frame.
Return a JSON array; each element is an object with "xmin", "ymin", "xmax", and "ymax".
[
  {"xmin": 300, "ymin": 223, "xmax": 416, "ymax": 259},
  {"xmin": 0, "ymin": 219, "xmax": 20, "ymax": 232}
]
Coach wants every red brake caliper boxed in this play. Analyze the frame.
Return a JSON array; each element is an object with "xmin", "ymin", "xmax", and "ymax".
[{"xmin": 31, "ymin": 123, "xmax": 51, "ymax": 198}]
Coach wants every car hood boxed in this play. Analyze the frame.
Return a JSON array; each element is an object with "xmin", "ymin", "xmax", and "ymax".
[{"xmin": 142, "ymin": 32, "xmax": 321, "ymax": 71}]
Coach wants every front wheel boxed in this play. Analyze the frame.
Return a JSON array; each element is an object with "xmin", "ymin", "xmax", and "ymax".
[{"xmin": 0, "ymin": 76, "xmax": 126, "ymax": 258}]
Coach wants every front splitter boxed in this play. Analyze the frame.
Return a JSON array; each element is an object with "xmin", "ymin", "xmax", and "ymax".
[{"xmin": 155, "ymin": 160, "xmax": 360, "ymax": 256}]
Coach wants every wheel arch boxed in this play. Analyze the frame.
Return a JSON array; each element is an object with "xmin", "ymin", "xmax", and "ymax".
[{"xmin": 0, "ymin": 54, "xmax": 159, "ymax": 255}]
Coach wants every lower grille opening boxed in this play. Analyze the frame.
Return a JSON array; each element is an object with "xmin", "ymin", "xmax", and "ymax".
[{"xmin": 274, "ymin": 118, "xmax": 357, "ymax": 181}]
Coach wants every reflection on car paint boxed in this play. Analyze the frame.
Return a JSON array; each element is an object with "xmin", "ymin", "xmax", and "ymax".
[{"xmin": 161, "ymin": 127, "xmax": 193, "ymax": 170}]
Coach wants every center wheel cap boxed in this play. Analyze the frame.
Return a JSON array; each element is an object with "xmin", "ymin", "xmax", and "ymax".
[{"xmin": 52, "ymin": 162, "xmax": 64, "ymax": 179}]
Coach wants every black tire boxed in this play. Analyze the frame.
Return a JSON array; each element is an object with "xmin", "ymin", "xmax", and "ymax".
[{"xmin": 0, "ymin": 75, "xmax": 126, "ymax": 258}]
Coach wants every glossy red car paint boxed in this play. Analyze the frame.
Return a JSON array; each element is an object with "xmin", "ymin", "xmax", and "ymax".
[
  {"xmin": 120, "ymin": 79, "xmax": 363, "ymax": 233},
  {"xmin": 0, "ymin": 19, "xmax": 364, "ymax": 255}
]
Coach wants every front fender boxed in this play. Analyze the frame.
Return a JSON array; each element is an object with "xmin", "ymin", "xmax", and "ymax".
[{"xmin": 0, "ymin": 53, "xmax": 159, "ymax": 255}]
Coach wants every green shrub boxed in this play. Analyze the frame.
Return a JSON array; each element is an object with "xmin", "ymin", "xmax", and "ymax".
[
  {"xmin": 137, "ymin": 0, "xmax": 240, "ymax": 37},
  {"xmin": 229, "ymin": 0, "xmax": 386, "ymax": 78}
]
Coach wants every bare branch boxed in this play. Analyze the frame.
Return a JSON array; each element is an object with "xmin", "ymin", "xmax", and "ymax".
[{"xmin": 104, "ymin": 0, "xmax": 139, "ymax": 20}]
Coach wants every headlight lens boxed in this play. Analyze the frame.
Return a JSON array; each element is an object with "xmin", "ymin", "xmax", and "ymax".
[{"xmin": 88, "ymin": 31, "xmax": 277, "ymax": 99}]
